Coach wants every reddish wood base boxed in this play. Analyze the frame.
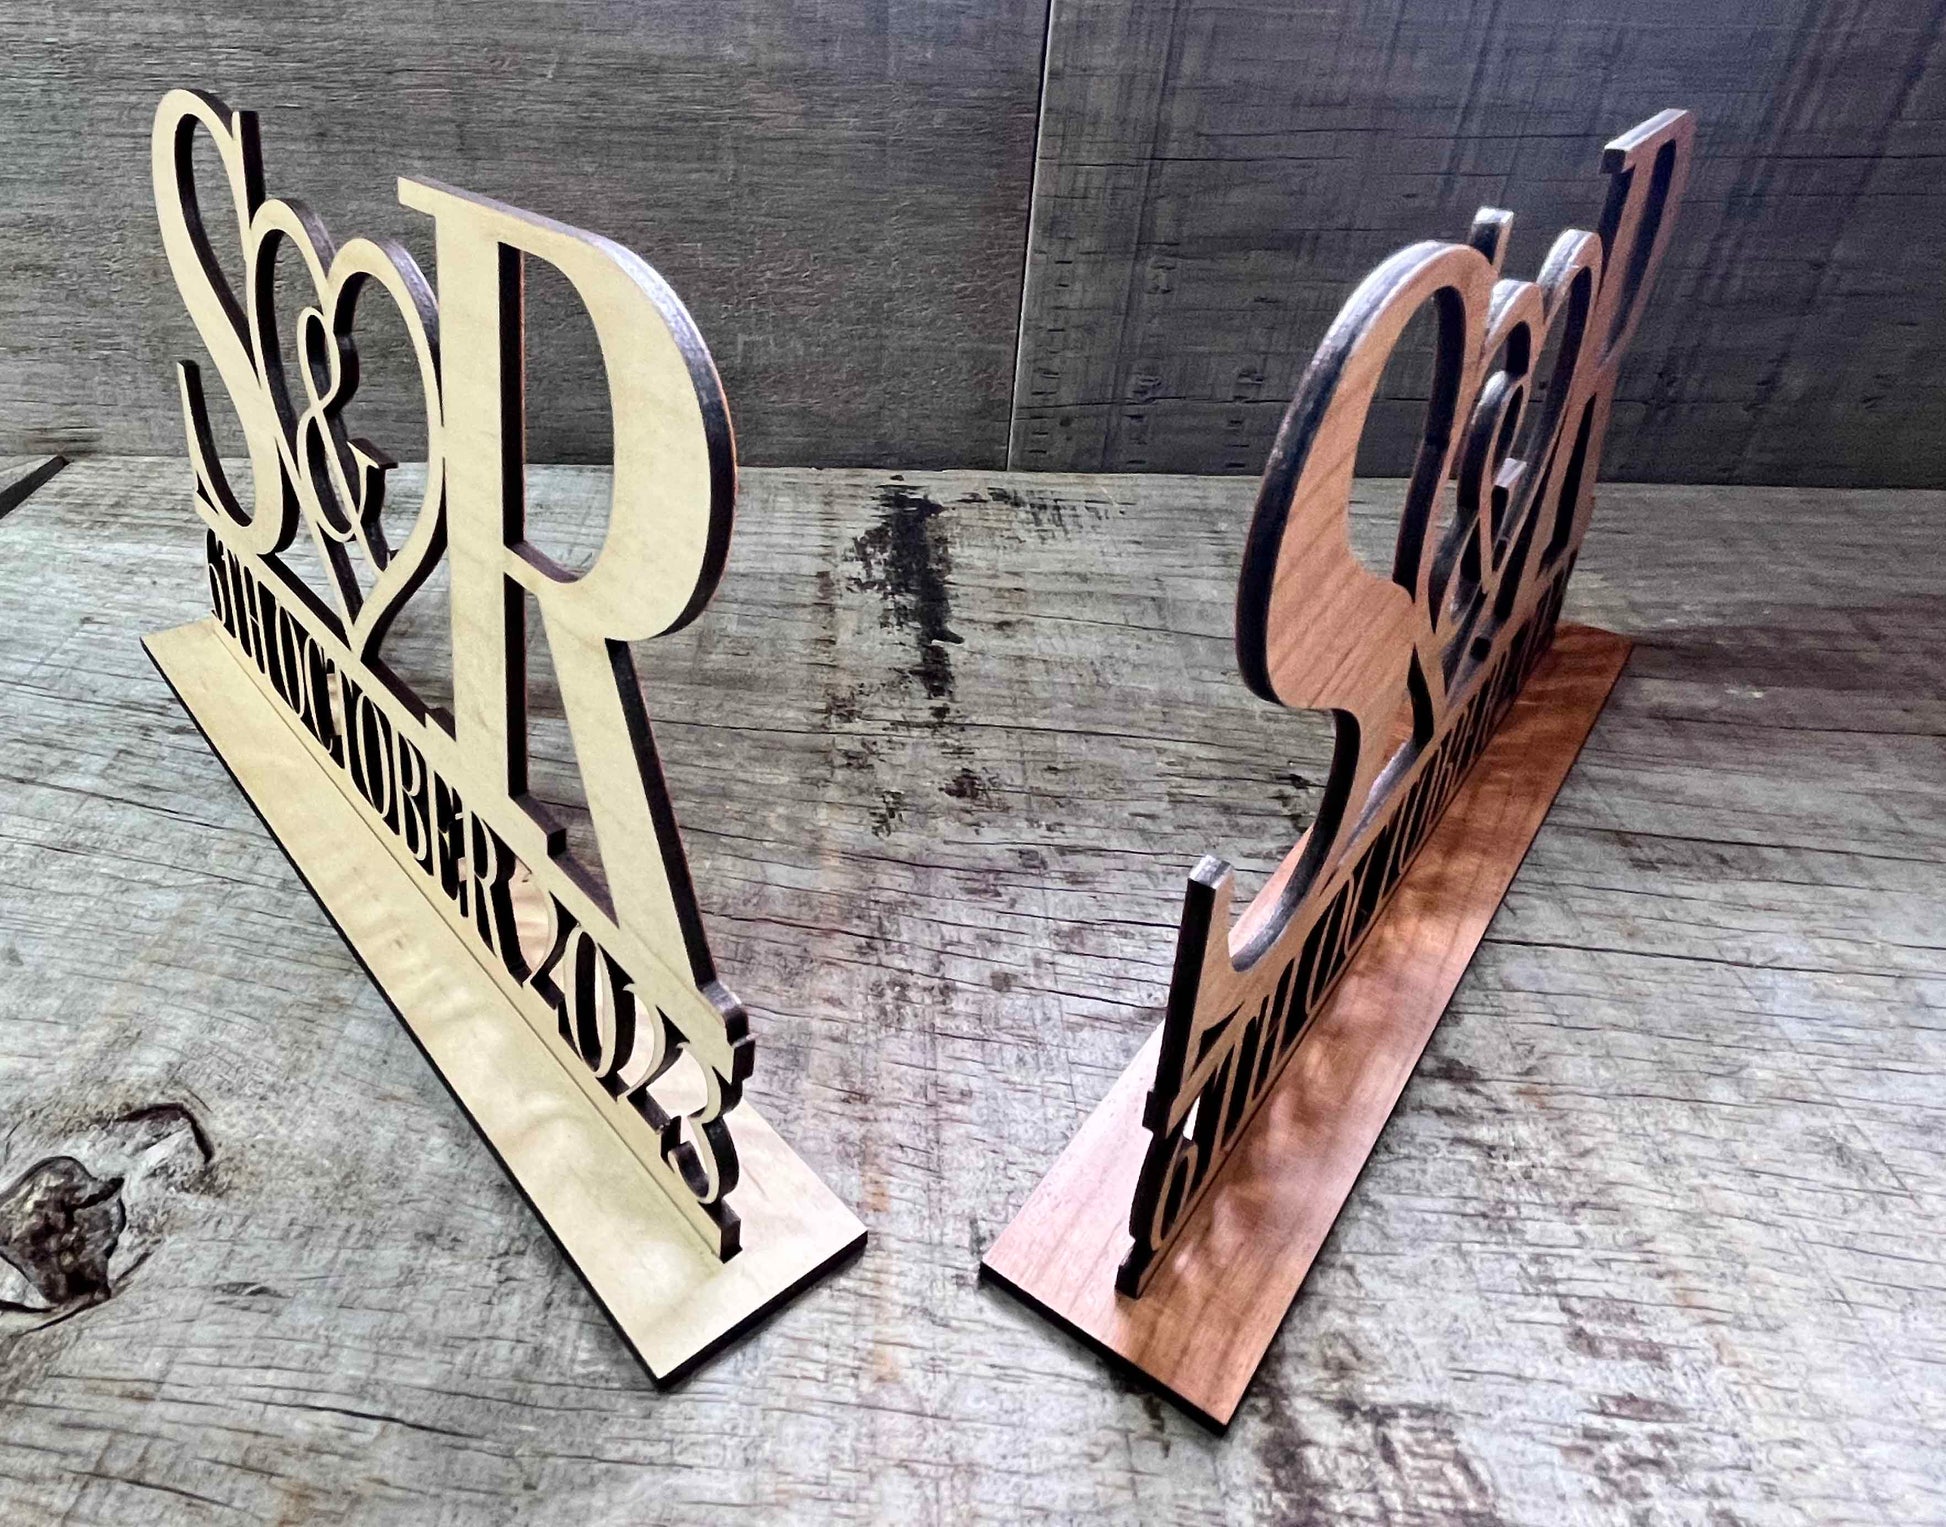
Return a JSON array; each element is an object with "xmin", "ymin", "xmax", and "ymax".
[{"xmin": 980, "ymin": 623, "xmax": 1633, "ymax": 1430}]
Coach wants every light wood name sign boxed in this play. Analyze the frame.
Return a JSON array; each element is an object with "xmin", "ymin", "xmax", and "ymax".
[
  {"xmin": 143, "ymin": 89, "xmax": 863, "ymax": 1382},
  {"xmin": 983, "ymin": 111, "xmax": 1694, "ymax": 1428}
]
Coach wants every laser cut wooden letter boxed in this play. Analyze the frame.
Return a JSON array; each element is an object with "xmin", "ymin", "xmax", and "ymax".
[
  {"xmin": 144, "ymin": 88, "xmax": 862, "ymax": 1382},
  {"xmin": 983, "ymin": 110, "xmax": 1693, "ymax": 1430}
]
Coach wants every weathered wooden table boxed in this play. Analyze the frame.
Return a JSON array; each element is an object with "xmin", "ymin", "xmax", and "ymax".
[{"xmin": 2, "ymin": 459, "xmax": 1941, "ymax": 1524}]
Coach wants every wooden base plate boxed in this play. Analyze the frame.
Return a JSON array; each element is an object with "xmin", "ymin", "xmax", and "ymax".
[
  {"xmin": 147, "ymin": 617, "xmax": 864, "ymax": 1384},
  {"xmin": 980, "ymin": 623, "xmax": 1632, "ymax": 1430}
]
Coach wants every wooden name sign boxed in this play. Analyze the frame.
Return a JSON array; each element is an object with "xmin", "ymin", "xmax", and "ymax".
[
  {"xmin": 143, "ymin": 89, "xmax": 863, "ymax": 1382},
  {"xmin": 983, "ymin": 110, "xmax": 1693, "ymax": 1428}
]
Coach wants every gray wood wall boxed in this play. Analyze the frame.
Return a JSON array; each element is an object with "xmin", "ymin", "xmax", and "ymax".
[
  {"xmin": 1, "ymin": 0, "xmax": 1942, "ymax": 485},
  {"xmin": 1012, "ymin": 0, "xmax": 1946, "ymax": 487},
  {"xmin": 0, "ymin": 0, "xmax": 1047, "ymax": 469}
]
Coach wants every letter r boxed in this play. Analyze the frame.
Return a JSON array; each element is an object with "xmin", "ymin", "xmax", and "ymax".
[{"xmin": 396, "ymin": 177, "xmax": 733, "ymax": 980}]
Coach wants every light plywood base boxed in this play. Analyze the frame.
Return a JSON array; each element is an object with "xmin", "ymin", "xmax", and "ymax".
[
  {"xmin": 146, "ymin": 616, "xmax": 864, "ymax": 1384},
  {"xmin": 981, "ymin": 624, "xmax": 1632, "ymax": 1430}
]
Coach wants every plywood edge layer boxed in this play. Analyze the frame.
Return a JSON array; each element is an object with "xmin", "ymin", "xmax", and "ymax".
[
  {"xmin": 982, "ymin": 623, "xmax": 1633, "ymax": 1429},
  {"xmin": 145, "ymin": 616, "xmax": 864, "ymax": 1383}
]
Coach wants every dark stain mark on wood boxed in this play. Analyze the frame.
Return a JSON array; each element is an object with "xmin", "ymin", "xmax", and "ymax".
[
  {"xmin": 1252, "ymin": 1363, "xmax": 1335, "ymax": 1527},
  {"xmin": 213, "ymin": 1281, "xmax": 287, "ymax": 1301},
  {"xmin": 0, "ymin": 1099, "xmax": 219, "ymax": 1334},
  {"xmin": 969, "ymin": 482, "xmax": 1079, "ymax": 540},
  {"xmin": 822, "ymin": 686, "xmax": 865, "ymax": 727},
  {"xmin": 943, "ymin": 769, "xmax": 989, "ymax": 803},
  {"xmin": 849, "ymin": 484, "xmax": 964, "ymax": 704},
  {"xmin": 112, "ymin": 1102, "xmax": 215, "ymax": 1165},
  {"xmin": 1423, "ymin": 1054, "xmax": 1485, "ymax": 1088},
  {"xmin": 1270, "ymin": 770, "xmax": 1319, "ymax": 838},
  {"xmin": 870, "ymin": 789, "xmax": 906, "ymax": 838},
  {"xmin": 0, "ymin": 1156, "xmax": 125, "ymax": 1315}
]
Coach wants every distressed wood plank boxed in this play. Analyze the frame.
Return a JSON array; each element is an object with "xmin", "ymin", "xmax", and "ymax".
[
  {"xmin": 0, "ymin": 456, "xmax": 65, "ymax": 519},
  {"xmin": 0, "ymin": 460, "xmax": 1941, "ymax": 1522},
  {"xmin": 1013, "ymin": 0, "xmax": 1946, "ymax": 487},
  {"xmin": 0, "ymin": 2, "xmax": 1044, "ymax": 467}
]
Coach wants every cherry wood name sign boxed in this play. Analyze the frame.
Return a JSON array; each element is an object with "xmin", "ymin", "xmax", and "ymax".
[
  {"xmin": 983, "ymin": 110, "xmax": 1694, "ymax": 1428},
  {"xmin": 143, "ymin": 89, "xmax": 863, "ymax": 1382}
]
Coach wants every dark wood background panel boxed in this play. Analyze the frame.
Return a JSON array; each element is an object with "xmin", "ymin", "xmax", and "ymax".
[
  {"xmin": 1011, "ymin": 0, "xmax": 1946, "ymax": 487},
  {"xmin": 0, "ymin": 0, "xmax": 1044, "ymax": 468},
  {"xmin": 4, "ymin": 2, "xmax": 1944, "ymax": 485}
]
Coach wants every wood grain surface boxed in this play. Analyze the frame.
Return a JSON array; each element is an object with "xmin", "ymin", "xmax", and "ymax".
[
  {"xmin": 1012, "ymin": 0, "xmax": 1946, "ymax": 487},
  {"xmin": 0, "ymin": 1, "xmax": 1043, "ymax": 467},
  {"xmin": 0, "ymin": 456, "xmax": 65, "ymax": 520},
  {"xmin": 5, "ymin": 7, "xmax": 1944, "ymax": 488},
  {"xmin": 1, "ymin": 459, "xmax": 1941, "ymax": 1522}
]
